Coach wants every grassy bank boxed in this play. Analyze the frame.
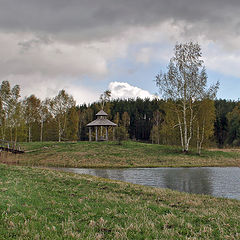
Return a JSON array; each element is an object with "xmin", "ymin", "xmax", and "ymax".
[
  {"xmin": 0, "ymin": 164, "xmax": 239, "ymax": 239},
  {"xmin": 1, "ymin": 141, "xmax": 240, "ymax": 168}
]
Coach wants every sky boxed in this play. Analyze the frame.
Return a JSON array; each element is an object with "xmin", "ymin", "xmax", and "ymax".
[{"xmin": 0, "ymin": 0, "xmax": 240, "ymax": 105}]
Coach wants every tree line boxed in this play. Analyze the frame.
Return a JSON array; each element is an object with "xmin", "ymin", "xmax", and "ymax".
[
  {"xmin": 0, "ymin": 81, "xmax": 78, "ymax": 143},
  {"xmin": 0, "ymin": 79, "xmax": 239, "ymax": 149}
]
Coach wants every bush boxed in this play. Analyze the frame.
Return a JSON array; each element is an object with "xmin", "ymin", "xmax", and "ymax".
[{"xmin": 115, "ymin": 126, "xmax": 128, "ymax": 145}]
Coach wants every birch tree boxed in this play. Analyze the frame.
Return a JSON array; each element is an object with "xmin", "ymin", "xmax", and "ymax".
[
  {"xmin": 156, "ymin": 42, "xmax": 219, "ymax": 152},
  {"xmin": 50, "ymin": 90, "xmax": 75, "ymax": 142},
  {"xmin": 39, "ymin": 99, "xmax": 50, "ymax": 142},
  {"xmin": 23, "ymin": 95, "xmax": 41, "ymax": 142},
  {"xmin": 100, "ymin": 90, "xmax": 111, "ymax": 110},
  {"xmin": 0, "ymin": 81, "xmax": 21, "ymax": 141},
  {"xmin": 150, "ymin": 110, "xmax": 164, "ymax": 144},
  {"xmin": 0, "ymin": 81, "xmax": 11, "ymax": 140},
  {"xmin": 9, "ymin": 85, "xmax": 21, "ymax": 142}
]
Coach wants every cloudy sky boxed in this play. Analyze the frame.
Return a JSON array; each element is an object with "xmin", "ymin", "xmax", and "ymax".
[{"xmin": 0, "ymin": 0, "xmax": 240, "ymax": 104}]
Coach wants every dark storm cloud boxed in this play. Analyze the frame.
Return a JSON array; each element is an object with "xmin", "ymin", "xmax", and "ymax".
[{"xmin": 0, "ymin": 0, "xmax": 239, "ymax": 43}]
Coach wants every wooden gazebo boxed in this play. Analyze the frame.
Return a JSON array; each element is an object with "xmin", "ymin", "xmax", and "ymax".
[{"xmin": 86, "ymin": 110, "xmax": 117, "ymax": 141}]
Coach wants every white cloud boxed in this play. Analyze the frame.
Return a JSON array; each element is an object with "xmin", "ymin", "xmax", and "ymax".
[
  {"xmin": 6, "ymin": 74, "xmax": 99, "ymax": 105},
  {"xmin": 109, "ymin": 81, "xmax": 154, "ymax": 100}
]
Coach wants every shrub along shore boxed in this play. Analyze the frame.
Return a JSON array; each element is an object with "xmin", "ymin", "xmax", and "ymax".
[
  {"xmin": 0, "ymin": 164, "xmax": 239, "ymax": 239},
  {"xmin": 1, "ymin": 141, "xmax": 240, "ymax": 168}
]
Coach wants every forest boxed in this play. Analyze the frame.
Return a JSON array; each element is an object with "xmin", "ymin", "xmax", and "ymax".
[{"xmin": 0, "ymin": 80, "xmax": 239, "ymax": 149}]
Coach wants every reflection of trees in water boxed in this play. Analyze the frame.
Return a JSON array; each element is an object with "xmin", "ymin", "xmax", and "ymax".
[
  {"xmin": 93, "ymin": 169, "xmax": 109, "ymax": 179},
  {"xmin": 163, "ymin": 168, "xmax": 212, "ymax": 195},
  {"xmin": 93, "ymin": 169, "xmax": 125, "ymax": 182},
  {"xmin": 91, "ymin": 168, "xmax": 213, "ymax": 196}
]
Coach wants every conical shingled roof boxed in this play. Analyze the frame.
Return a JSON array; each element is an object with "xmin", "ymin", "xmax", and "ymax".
[
  {"xmin": 96, "ymin": 110, "xmax": 108, "ymax": 116},
  {"xmin": 86, "ymin": 118, "xmax": 117, "ymax": 127},
  {"xmin": 86, "ymin": 109, "xmax": 117, "ymax": 127}
]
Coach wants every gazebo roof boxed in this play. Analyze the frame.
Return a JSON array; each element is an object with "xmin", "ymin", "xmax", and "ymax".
[
  {"xmin": 87, "ymin": 109, "xmax": 117, "ymax": 127},
  {"xmin": 96, "ymin": 110, "xmax": 108, "ymax": 116},
  {"xmin": 86, "ymin": 118, "xmax": 117, "ymax": 127}
]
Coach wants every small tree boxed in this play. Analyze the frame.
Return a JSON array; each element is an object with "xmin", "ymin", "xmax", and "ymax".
[
  {"xmin": 39, "ymin": 99, "xmax": 50, "ymax": 142},
  {"xmin": 115, "ymin": 126, "xmax": 128, "ymax": 145},
  {"xmin": 122, "ymin": 112, "xmax": 130, "ymax": 128},
  {"xmin": 114, "ymin": 112, "xmax": 120, "ymax": 126},
  {"xmin": 150, "ymin": 110, "xmax": 164, "ymax": 144},
  {"xmin": 100, "ymin": 90, "xmax": 111, "ymax": 110},
  {"xmin": 66, "ymin": 107, "xmax": 79, "ymax": 141},
  {"xmin": 195, "ymin": 99, "xmax": 216, "ymax": 155}
]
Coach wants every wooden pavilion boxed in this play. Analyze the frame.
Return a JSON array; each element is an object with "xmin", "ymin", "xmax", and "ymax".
[{"xmin": 86, "ymin": 110, "xmax": 117, "ymax": 141}]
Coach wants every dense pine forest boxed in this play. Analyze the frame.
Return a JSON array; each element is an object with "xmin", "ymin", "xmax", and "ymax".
[{"xmin": 0, "ymin": 80, "xmax": 239, "ymax": 148}]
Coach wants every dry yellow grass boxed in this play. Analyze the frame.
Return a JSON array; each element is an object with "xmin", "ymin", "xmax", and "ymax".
[{"xmin": 1, "ymin": 141, "xmax": 240, "ymax": 168}]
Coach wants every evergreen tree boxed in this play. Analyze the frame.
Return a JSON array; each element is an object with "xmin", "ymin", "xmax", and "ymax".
[{"xmin": 226, "ymin": 103, "xmax": 240, "ymax": 146}]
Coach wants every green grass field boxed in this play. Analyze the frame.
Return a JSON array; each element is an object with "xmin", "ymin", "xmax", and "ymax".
[
  {"xmin": 2, "ymin": 141, "xmax": 240, "ymax": 168},
  {"xmin": 0, "ymin": 164, "xmax": 239, "ymax": 239}
]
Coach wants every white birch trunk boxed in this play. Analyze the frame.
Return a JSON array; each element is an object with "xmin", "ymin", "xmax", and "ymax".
[
  {"xmin": 28, "ymin": 125, "xmax": 31, "ymax": 142},
  {"xmin": 40, "ymin": 119, "xmax": 43, "ymax": 142},
  {"xmin": 183, "ymin": 100, "xmax": 188, "ymax": 152},
  {"xmin": 198, "ymin": 120, "xmax": 205, "ymax": 155},
  {"xmin": 177, "ymin": 114, "xmax": 184, "ymax": 151},
  {"xmin": 58, "ymin": 120, "xmax": 61, "ymax": 142}
]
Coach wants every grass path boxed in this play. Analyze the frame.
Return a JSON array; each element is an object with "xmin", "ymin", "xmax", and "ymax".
[
  {"xmin": 0, "ymin": 164, "xmax": 239, "ymax": 239},
  {"xmin": 2, "ymin": 141, "xmax": 240, "ymax": 168}
]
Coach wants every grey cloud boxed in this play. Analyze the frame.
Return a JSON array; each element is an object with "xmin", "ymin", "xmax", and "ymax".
[
  {"xmin": 1, "ymin": 0, "xmax": 239, "ymax": 104},
  {"xmin": 0, "ymin": 0, "xmax": 240, "ymax": 45},
  {"xmin": 18, "ymin": 35, "xmax": 53, "ymax": 52}
]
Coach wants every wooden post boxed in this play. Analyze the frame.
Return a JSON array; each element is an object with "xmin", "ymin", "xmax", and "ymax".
[
  {"xmin": 89, "ymin": 127, "xmax": 92, "ymax": 141},
  {"xmin": 106, "ymin": 127, "xmax": 108, "ymax": 141},
  {"xmin": 95, "ymin": 127, "xmax": 98, "ymax": 141},
  {"xmin": 113, "ymin": 127, "xmax": 115, "ymax": 141}
]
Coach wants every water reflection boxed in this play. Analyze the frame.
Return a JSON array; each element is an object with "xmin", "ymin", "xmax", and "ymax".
[
  {"xmin": 59, "ymin": 167, "xmax": 240, "ymax": 200},
  {"xmin": 162, "ymin": 168, "xmax": 212, "ymax": 195}
]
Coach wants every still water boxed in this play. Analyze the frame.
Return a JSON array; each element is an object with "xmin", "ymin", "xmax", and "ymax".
[{"xmin": 59, "ymin": 167, "xmax": 240, "ymax": 200}]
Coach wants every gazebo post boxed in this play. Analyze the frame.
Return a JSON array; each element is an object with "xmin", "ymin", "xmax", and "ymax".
[
  {"xmin": 95, "ymin": 127, "xmax": 98, "ymax": 141},
  {"xmin": 106, "ymin": 127, "xmax": 108, "ymax": 141},
  {"xmin": 89, "ymin": 127, "xmax": 92, "ymax": 141},
  {"xmin": 113, "ymin": 127, "xmax": 115, "ymax": 141}
]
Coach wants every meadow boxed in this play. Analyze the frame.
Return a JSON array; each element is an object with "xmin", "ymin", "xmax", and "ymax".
[
  {"xmin": 2, "ymin": 141, "xmax": 240, "ymax": 168},
  {"xmin": 1, "ymin": 141, "xmax": 240, "ymax": 239},
  {"xmin": 0, "ymin": 164, "xmax": 239, "ymax": 239}
]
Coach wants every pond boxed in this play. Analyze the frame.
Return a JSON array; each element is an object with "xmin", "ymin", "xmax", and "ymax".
[{"xmin": 57, "ymin": 167, "xmax": 240, "ymax": 200}]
